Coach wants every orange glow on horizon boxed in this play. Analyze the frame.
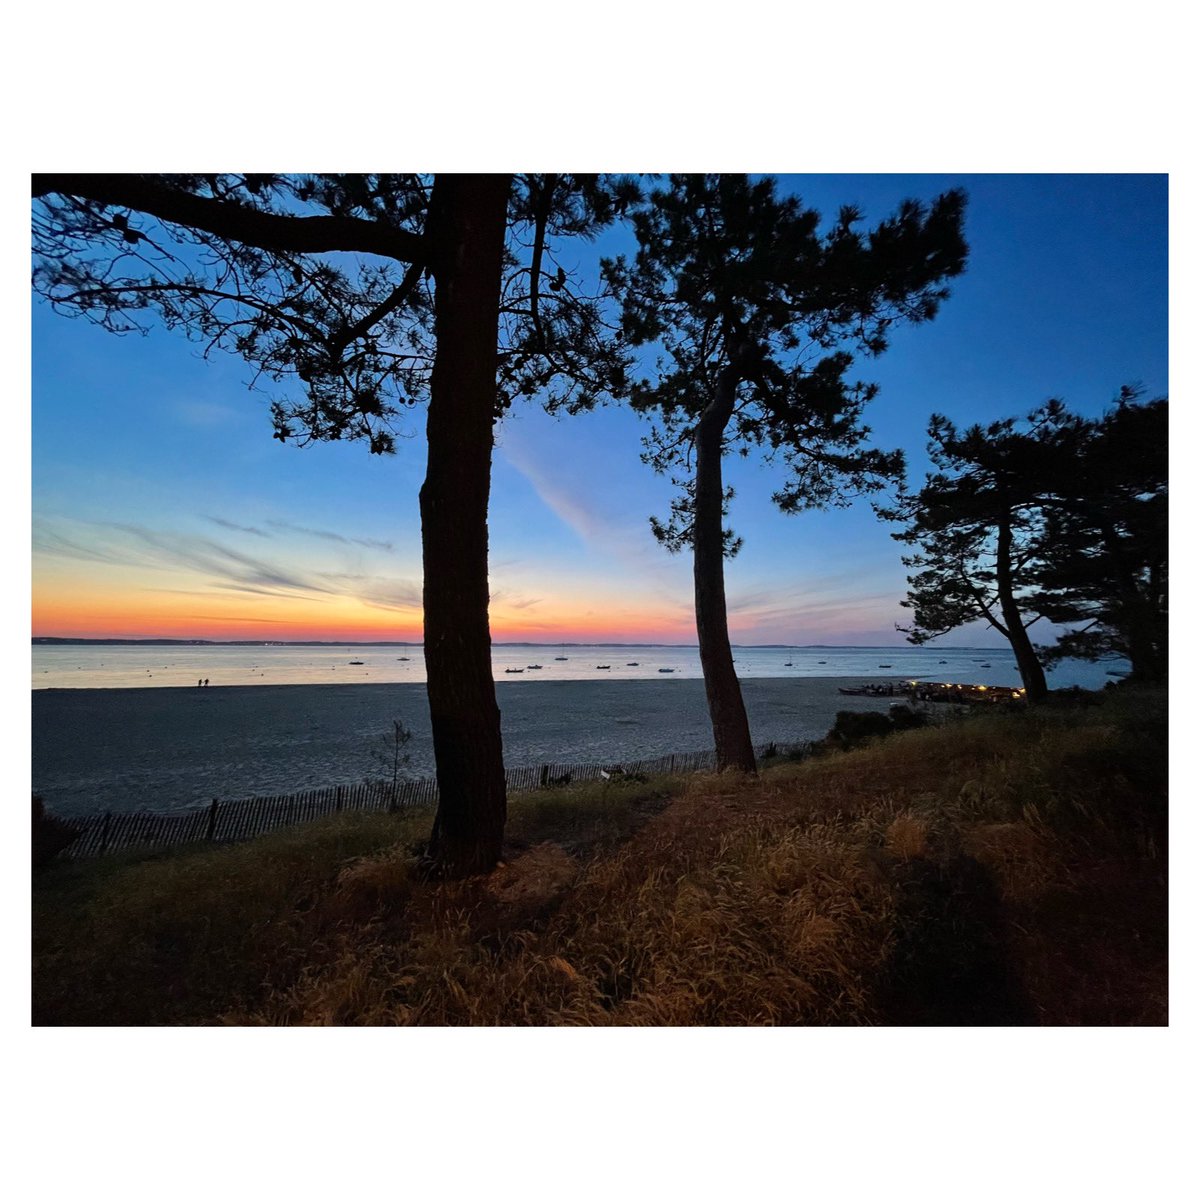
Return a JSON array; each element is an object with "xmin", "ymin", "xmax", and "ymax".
[{"xmin": 32, "ymin": 584, "xmax": 700, "ymax": 644}]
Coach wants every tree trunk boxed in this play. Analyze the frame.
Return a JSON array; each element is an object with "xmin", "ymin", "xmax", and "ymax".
[
  {"xmin": 422, "ymin": 174, "xmax": 511, "ymax": 876},
  {"xmin": 693, "ymin": 368, "xmax": 757, "ymax": 773},
  {"xmin": 995, "ymin": 518, "xmax": 1049, "ymax": 702}
]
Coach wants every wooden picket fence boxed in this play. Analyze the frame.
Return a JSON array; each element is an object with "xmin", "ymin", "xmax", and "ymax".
[{"xmin": 54, "ymin": 740, "xmax": 810, "ymax": 861}]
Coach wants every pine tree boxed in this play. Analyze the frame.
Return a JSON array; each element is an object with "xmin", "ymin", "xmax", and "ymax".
[
  {"xmin": 1032, "ymin": 391, "xmax": 1167, "ymax": 682},
  {"xmin": 606, "ymin": 175, "xmax": 967, "ymax": 769},
  {"xmin": 882, "ymin": 402, "xmax": 1088, "ymax": 701},
  {"xmin": 32, "ymin": 173, "xmax": 635, "ymax": 876}
]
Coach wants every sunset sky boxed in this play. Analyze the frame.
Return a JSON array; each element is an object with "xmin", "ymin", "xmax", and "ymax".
[{"xmin": 31, "ymin": 173, "xmax": 1169, "ymax": 645}]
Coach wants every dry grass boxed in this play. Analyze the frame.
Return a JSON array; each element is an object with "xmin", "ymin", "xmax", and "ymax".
[{"xmin": 33, "ymin": 687, "xmax": 1166, "ymax": 1026}]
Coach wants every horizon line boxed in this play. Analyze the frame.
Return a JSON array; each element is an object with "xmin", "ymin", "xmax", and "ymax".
[{"xmin": 33, "ymin": 636, "xmax": 988, "ymax": 650}]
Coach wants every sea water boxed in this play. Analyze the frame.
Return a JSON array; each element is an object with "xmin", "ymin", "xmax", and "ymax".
[
  {"xmin": 32, "ymin": 644, "xmax": 1130, "ymax": 814},
  {"xmin": 31, "ymin": 641, "xmax": 1123, "ymax": 691}
]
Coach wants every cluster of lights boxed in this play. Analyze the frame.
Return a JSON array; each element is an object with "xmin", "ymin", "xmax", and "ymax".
[{"xmin": 905, "ymin": 680, "xmax": 1027, "ymax": 701}]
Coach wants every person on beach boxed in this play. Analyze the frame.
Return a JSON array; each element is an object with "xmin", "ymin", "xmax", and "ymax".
[
  {"xmin": 198, "ymin": 679, "xmax": 202, "ymax": 688},
  {"xmin": 204, "ymin": 678, "xmax": 209, "ymax": 687}
]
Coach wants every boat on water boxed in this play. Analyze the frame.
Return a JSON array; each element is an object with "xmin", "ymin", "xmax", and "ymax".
[
  {"xmin": 658, "ymin": 667, "xmax": 675, "ymax": 673},
  {"xmin": 349, "ymin": 660, "xmax": 365, "ymax": 665},
  {"xmin": 527, "ymin": 664, "xmax": 543, "ymax": 669},
  {"xmin": 784, "ymin": 661, "xmax": 793, "ymax": 667},
  {"xmin": 397, "ymin": 657, "xmax": 410, "ymax": 661},
  {"xmin": 504, "ymin": 668, "xmax": 524, "ymax": 674},
  {"xmin": 554, "ymin": 656, "xmax": 568, "ymax": 661},
  {"xmin": 878, "ymin": 663, "xmax": 892, "ymax": 668},
  {"xmin": 626, "ymin": 661, "xmax": 639, "ymax": 666},
  {"xmin": 596, "ymin": 665, "xmax": 611, "ymax": 670}
]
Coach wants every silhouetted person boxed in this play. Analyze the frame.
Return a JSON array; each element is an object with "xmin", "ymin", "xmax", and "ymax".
[
  {"xmin": 198, "ymin": 679, "xmax": 202, "ymax": 687},
  {"xmin": 204, "ymin": 678, "xmax": 209, "ymax": 687}
]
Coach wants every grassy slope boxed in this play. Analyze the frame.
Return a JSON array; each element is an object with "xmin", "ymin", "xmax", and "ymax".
[{"xmin": 33, "ymin": 687, "xmax": 1166, "ymax": 1026}]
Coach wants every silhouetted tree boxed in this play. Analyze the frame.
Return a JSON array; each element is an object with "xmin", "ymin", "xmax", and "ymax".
[
  {"xmin": 32, "ymin": 173, "xmax": 633, "ymax": 876},
  {"xmin": 882, "ymin": 402, "xmax": 1090, "ymax": 702},
  {"xmin": 1032, "ymin": 391, "xmax": 1167, "ymax": 682},
  {"xmin": 606, "ymin": 175, "xmax": 967, "ymax": 770}
]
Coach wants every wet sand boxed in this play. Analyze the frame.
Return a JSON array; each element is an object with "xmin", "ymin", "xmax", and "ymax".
[{"xmin": 32, "ymin": 677, "xmax": 901, "ymax": 816}]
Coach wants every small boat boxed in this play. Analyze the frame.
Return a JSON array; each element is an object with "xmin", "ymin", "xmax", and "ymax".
[
  {"xmin": 349, "ymin": 660, "xmax": 365, "ymax": 665},
  {"xmin": 784, "ymin": 661, "xmax": 793, "ymax": 667},
  {"xmin": 938, "ymin": 660, "xmax": 947, "ymax": 664},
  {"xmin": 596, "ymin": 664, "xmax": 611, "ymax": 670},
  {"xmin": 658, "ymin": 667, "xmax": 675, "ymax": 673},
  {"xmin": 397, "ymin": 657, "xmax": 410, "ymax": 661},
  {"xmin": 504, "ymin": 668, "xmax": 524, "ymax": 674},
  {"xmin": 981, "ymin": 664, "xmax": 992, "ymax": 669},
  {"xmin": 527, "ymin": 664, "xmax": 543, "ymax": 670},
  {"xmin": 626, "ymin": 661, "xmax": 639, "ymax": 666},
  {"xmin": 818, "ymin": 661, "xmax": 826, "ymax": 665},
  {"xmin": 554, "ymin": 656, "xmax": 568, "ymax": 661},
  {"xmin": 878, "ymin": 664, "xmax": 892, "ymax": 668}
]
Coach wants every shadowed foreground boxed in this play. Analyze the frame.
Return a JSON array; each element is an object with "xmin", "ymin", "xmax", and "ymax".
[{"xmin": 33, "ymin": 688, "xmax": 1166, "ymax": 1026}]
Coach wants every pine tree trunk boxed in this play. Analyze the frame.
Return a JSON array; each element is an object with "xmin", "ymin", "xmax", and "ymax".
[
  {"xmin": 693, "ymin": 369, "xmax": 757, "ymax": 773},
  {"xmin": 422, "ymin": 174, "xmax": 510, "ymax": 876},
  {"xmin": 996, "ymin": 518, "xmax": 1049, "ymax": 702}
]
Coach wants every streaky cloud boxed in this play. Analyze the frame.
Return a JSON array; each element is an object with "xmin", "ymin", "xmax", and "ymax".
[
  {"xmin": 266, "ymin": 518, "xmax": 394, "ymax": 553},
  {"xmin": 205, "ymin": 515, "xmax": 271, "ymax": 538}
]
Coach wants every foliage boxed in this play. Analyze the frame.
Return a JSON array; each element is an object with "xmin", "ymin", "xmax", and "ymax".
[
  {"xmin": 32, "ymin": 173, "xmax": 637, "ymax": 451},
  {"xmin": 881, "ymin": 401, "xmax": 1091, "ymax": 698},
  {"xmin": 605, "ymin": 174, "xmax": 967, "ymax": 546},
  {"xmin": 1031, "ymin": 391, "xmax": 1167, "ymax": 680},
  {"xmin": 884, "ymin": 389, "xmax": 1167, "ymax": 687},
  {"xmin": 822, "ymin": 705, "xmax": 928, "ymax": 749},
  {"xmin": 884, "ymin": 401, "xmax": 1082, "ymax": 642}
]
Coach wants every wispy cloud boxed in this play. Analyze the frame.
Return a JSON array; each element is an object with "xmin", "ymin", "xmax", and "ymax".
[
  {"xmin": 36, "ymin": 515, "xmax": 433, "ymax": 617},
  {"xmin": 205, "ymin": 515, "xmax": 271, "ymax": 538},
  {"xmin": 36, "ymin": 516, "xmax": 344, "ymax": 604},
  {"xmin": 184, "ymin": 614, "xmax": 290, "ymax": 623},
  {"xmin": 500, "ymin": 435, "xmax": 683, "ymax": 589},
  {"xmin": 319, "ymin": 572, "xmax": 422, "ymax": 612},
  {"xmin": 490, "ymin": 588, "xmax": 542, "ymax": 611},
  {"xmin": 267, "ymin": 519, "xmax": 394, "ymax": 553}
]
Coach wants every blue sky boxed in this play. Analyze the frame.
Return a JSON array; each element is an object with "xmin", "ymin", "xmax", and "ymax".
[{"xmin": 31, "ymin": 174, "xmax": 1168, "ymax": 645}]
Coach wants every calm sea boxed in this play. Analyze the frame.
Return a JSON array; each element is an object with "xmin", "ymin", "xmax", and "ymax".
[{"xmin": 31, "ymin": 642, "xmax": 1123, "ymax": 692}]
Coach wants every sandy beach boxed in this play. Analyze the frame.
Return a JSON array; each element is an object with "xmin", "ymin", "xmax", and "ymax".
[{"xmin": 33, "ymin": 677, "xmax": 901, "ymax": 816}]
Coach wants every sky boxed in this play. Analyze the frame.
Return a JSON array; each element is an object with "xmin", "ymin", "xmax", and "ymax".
[{"xmin": 30, "ymin": 174, "xmax": 1169, "ymax": 645}]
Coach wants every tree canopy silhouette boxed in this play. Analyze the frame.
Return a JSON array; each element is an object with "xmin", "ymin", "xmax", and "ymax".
[
  {"xmin": 32, "ymin": 172, "xmax": 635, "ymax": 876},
  {"xmin": 1031, "ymin": 390, "xmax": 1167, "ymax": 683},
  {"xmin": 881, "ymin": 398, "xmax": 1141, "ymax": 701},
  {"xmin": 605, "ymin": 174, "xmax": 967, "ymax": 770}
]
